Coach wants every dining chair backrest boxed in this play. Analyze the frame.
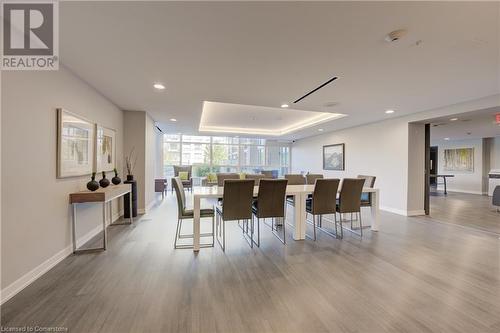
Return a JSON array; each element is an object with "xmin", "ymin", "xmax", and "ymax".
[
  {"xmin": 217, "ymin": 173, "xmax": 240, "ymax": 186},
  {"xmin": 306, "ymin": 174, "xmax": 324, "ymax": 185},
  {"xmin": 174, "ymin": 165, "xmax": 192, "ymax": 178},
  {"xmin": 221, "ymin": 180, "xmax": 255, "ymax": 221},
  {"xmin": 285, "ymin": 174, "xmax": 306, "ymax": 185},
  {"xmin": 260, "ymin": 170, "xmax": 274, "ymax": 179},
  {"xmin": 172, "ymin": 177, "xmax": 187, "ymax": 216},
  {"xmin": 338, "ymin": 178, "xmax": 365, "ymax": 213},
  {"xmin": 255, "ymin": 179, "xmax": 288, "ymax": 218},
  {"xmin": 311, "ymin": 178, "xmax": 340, "ymax": 215},
  {"xmin": 357, "ymin": 175, "xmax": 376, "ymax": 188},
  {"xmin": 246, "ymin": 174, "xmax": 268, "ymax": 185},
  {"xmin": 493, "ymin": 186, "xmax": 500, "ymax": 207}
]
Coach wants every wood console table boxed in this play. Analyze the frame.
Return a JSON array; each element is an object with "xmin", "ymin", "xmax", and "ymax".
[{"xmin": 69, "ymin": 184, "xmax": 133, "ymax": 254}]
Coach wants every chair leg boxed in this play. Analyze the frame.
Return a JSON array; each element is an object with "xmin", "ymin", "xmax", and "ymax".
[
  {"xmin": 257, "ymin": 217, "xmax": 261, "ymax": 247},
  {"xmin": 222, "ymin": 219, "xmax": 226, "ymax": 251},
  {"xmin": 174, "ymin": 219, "xmax": 181, "ymax": 249},
  {"xmin": 250, "ymin": 218, "xmax": 254, "ymax": 248},
  {"xmin": 282, "ymin": 215, "xmax": 286, "ymax": 244},
  {"xmin": 359, "ymin": 211, "xmax": 363, "ymax": 237},
  {"xmin": 313, "ymin": 215, "xmax": 317, "ymax": 241},
  {"xmin": 212, "ymin": 214, "xmax": 215, "ymax": 246},
  {"xmin": 339, "ymin": 214, "xmax": 343, "ymax": 239},
  {"xmin": 334, "ymin": 213, "xmax": 338, "ymax": 238}
]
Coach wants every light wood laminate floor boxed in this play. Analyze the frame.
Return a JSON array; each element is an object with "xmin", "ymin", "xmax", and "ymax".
[
  {"xmin": 1, "ymin": 194, "xmax": 499, "ymax": 332},
  {"xmin": 429, "ymin": 191, "xmax": 500, "ymax": 235}
]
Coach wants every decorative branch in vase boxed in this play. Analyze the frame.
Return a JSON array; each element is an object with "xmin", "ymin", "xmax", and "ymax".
[{"xmin": 125, "ymin": 147, "xmax": 138, "ymax": 181}]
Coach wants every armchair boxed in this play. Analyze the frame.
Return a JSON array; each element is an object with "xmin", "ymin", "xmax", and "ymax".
[{"xmin": 172, "ymin": 165, "xmax": 193, "ymax": 193}]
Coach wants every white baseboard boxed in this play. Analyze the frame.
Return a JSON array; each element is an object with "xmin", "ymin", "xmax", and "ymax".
[
  {"xmin": 1, "ymin": 211, "xmax": 122, "ymax": 305},
  {"xmin": 0, "ymin": 243, "xmax": 72, "ymax": 305},
  {"xmin": 436, "ymin": 187, "xmax": 485, "ymax": 195},
  {"xmin": 380, "ymin": 206, "xmax": 408, "ymax": 216},
  {"xmin": 407, "ymin": 210, "xmax": 426, "ymax": 216},
  {"xmin": 380, "ymin": 206, "xmax": 425, "ymax": 217}
]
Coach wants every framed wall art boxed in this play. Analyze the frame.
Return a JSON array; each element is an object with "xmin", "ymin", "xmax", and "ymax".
[
  {"xmin": 443, "ymin": 148, "xmax": 474, "ymax": 172},
  {"xmin": 95, "ymin": 125, "xmax": 116, "ymax": 172},
  {"xmin": 57, "ymin": 108, "xmax": 95, "ymax": 178},
  {"xmin": 323, "ymin": 143, "xmax": 345, "ymax": 171}
]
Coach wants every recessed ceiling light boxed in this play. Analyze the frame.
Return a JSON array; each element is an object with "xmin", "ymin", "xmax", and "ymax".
[
  {"xmin": 281, "ymin": 104, "xmax": 289, "ymax": 108},
  {"xmin": 170, "ymin": 118, "xmax": 177, "ymax": 122},
  {"xmin": 153, "ymin": 83, "xmax": 165, "ymax": 90},
  {"xmin": 385, "ymin": 110, "xmax": 395, "ymax": 114},
  {"xmin": 444, "ymin": 137, "xmax": 450, "ymax": 140},
  {"xmin": 318, "ymin": 128, "xmax": 324, "ymax": 132},
  {"xmin": 450, "ymin": 118, "xmax": 458, "ymax": 121}
]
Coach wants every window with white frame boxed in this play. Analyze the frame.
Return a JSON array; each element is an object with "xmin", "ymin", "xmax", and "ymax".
[{"xmin": 163, "ymin": 134, "xmax": 290, "ymax": 178}]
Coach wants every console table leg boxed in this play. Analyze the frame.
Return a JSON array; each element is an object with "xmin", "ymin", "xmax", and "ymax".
[
  {"xmin": 102, "ymin": 202, "xmax": 107, "ymax": 250},
  {"xmin": 72, "ymin": 204, "xmax": 77, "ymax": 253}
]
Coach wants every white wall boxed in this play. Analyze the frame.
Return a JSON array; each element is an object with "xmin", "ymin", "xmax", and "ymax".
[
  {"xmin": 124, "ymin": 111, "xmax": 146, "ymax": 212},
  {"xmin": 123, "ymin": 111, "xmax": 160, "ymax": 213},
  {"xmin": 144, "ymin": 114, "xmax": 158, "ymax": 210},
  {"xmin": 292, "ymin": 118, "xmax": 410, "ymax": 215},
  {"xmin": 490, "ymin": 136, "xmax": 500, "ymax": 170},
  {"xmin": 407, "ymin": 123, "xmax": 426, "ymax": 214},
  {"xmin": 430, "ymin": 138, "xmax": 485, "ymax": 194},
  {"xmin": 291, "ymin": 94, "xmax": 500, "ymax": 216},
  {"xmin": 1, "ymin": 67, "xmax": 124, "ymax": 302}
]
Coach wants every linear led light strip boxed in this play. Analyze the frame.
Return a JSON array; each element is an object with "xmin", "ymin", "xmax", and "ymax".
[{"xmin": 199, "ymin": 113, "xmax": 345, "ymax": 136}]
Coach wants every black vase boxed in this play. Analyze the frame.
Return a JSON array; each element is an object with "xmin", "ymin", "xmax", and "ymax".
[
  {"xmin": 99, "ymin": 173, "xmax": 110, "ymax": 188},
  {"xmin": 87, "ymin": 176, "xmax": 99, "ymax": 191},
  {"xmin": 126, "ymin": 175, "xmax": 134, "ymax": 181},
  {"xmin": 112, "ymin": 172, "xmax": 121, "ymax": 185}
]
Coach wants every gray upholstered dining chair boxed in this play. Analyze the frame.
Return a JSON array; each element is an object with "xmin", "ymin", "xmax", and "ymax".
[
  {"xmin": 172, "ymin": 177, "xmax": 214, "ymax": 249},
  {"xmin": 215, "ymin": 179, "xmax": 255, "ymax": 251},
  {"xmin": 260, "ymin": 170, "xmax": 274, "ymax": 179},
  {"xmin": 216, "ymin": 173, "xmax": 240, "ymax": 186},
  {"xmin": 337, "ymin": 178, "xmax": 365, "ymax": 238},
  {"xmin": 172, "ymin": 165, "xmax": 193, "ymax": 193},
  {"xmin": 357, "ymin": 175, "xmax": 376, "ymax": 207},
  {"xmin": 245, "ymin": 174, "xmax": 269, "ymax": 186},
  {"xmin": 305, "ymin": 178, "xmax": 340, "ymax": 240},
  {"xmin": 493, "ymin": 186, "xmax": 500, "ymax": 212},
  {"xmin": 155, "ymin": 178, "xmax": 167, "ymax": 198},
  {"xmin": 252, "ymin": 179, "xmax": 288, "ymax": 245},
  {"xmin": 285, "ymin": 174, "xmax": 306, "ymax": 206},
  {"xmin": 306, "ymin": 174, "xmax": 324, "ymax": 185}
]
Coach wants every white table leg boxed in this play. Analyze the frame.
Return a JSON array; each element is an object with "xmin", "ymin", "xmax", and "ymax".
[
  {"xmin": 293, "ymin": 193, "xmax": 306, "ymax": 240},
  {"xmin": 370, "ymin": 189, "xmax": 380, "ymax": 231},
  {"xmin": 193, "ymin": 195, "xmax": 201, "ymax": 252}
]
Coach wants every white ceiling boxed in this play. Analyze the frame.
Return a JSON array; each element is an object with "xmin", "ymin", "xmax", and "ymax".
[
  {"xmin": 199, "ymin": 101, "xmax": 345, "ymax": 136},
  {"xmin": 59, "ymin": 1, "xmax": 500, "ymax": 140},
  {"xmin": 429, "ymin": 107, "xmax": 500, "ymax": 141}
]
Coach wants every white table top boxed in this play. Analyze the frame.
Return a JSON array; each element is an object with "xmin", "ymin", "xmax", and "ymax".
[{"xmin": 192, "ymin": 185, "xmax": 377, "ymax": 198}]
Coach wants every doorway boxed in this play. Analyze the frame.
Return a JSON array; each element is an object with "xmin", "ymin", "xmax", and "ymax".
[{"xmin": 429, "ymin": 146, "xmax": 438, "ymax": 186}]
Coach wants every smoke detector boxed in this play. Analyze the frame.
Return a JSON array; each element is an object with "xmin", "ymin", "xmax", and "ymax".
[{"xmin": 385, "ymin": 29, "xmax": 407, "ymax": 42}]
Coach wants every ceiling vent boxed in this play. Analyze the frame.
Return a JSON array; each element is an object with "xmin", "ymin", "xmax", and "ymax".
[{"xmin": 385, "ymin": 29, "xmax": 407, "ymax": 42}]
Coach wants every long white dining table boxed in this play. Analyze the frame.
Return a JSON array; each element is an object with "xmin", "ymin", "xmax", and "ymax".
[{"xmin": 191, "ymin": 184, "xmax": 380, "ymax": 252}]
